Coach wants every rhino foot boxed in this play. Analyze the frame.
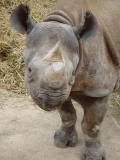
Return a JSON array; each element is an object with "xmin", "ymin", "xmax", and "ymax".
[
  {"xmin": 54, "ymin": 128, "xmax": 78, "ymax": 148},
  {"xmin": 81, "ymin": 146, "xmax": 106, "ymax": 160}
]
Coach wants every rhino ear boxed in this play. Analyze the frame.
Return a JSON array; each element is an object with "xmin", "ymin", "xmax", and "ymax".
[
  {"xmin": 73, "ymin": 11, "xmax": 98, "ymax": 40},
  {"xmin": 10, "ymin": 4, "xmax": 35, "ymax": 34}
]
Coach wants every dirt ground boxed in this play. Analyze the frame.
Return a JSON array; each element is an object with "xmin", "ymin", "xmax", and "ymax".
[{"xmin": 0, "ymin": 88, "xmax": 120, "ymax": 160}]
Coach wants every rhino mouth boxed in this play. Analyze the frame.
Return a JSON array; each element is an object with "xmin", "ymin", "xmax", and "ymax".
[{"xmin": 31, "ymin": 89, "xmax": 66, "ymax": 111}]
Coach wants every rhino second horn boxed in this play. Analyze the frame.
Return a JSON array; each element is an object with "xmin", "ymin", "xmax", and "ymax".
[
  {"xmin": 52, "ymin": 62, "xmax": 65, "ymax": 72},
  {"xmin": 43, "ymin": 42, "xmax": 64, "ymax": 62}
]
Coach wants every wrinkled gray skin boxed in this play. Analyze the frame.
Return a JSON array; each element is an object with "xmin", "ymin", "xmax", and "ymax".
[
  {"xmin": 11, "ymin": 1, "xmax": 120, "ymax": 160},
  {"xmin": 23, "ymin": 22, "xmax": 79, "ymax": 111},
  {"xmin": 11, "ymin": 4, "xmax": 98, "ymax": 111}
]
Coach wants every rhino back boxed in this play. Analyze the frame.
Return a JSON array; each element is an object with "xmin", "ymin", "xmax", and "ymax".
[
  {"xmin": 87, "ymin": 0, "xmax": 120, "ymax": 50},
  {"xmin": 51, "ymin": 0, "xmax": 120, "ymax": 49}
]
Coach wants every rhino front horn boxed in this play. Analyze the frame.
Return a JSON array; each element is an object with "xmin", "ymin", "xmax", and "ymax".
[{"xmin": 43, "ymin": 42, "xmax": 64, "ymax": 63}]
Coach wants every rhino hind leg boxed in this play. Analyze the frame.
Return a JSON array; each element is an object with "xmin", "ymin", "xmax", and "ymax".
[
  {"xmin": 54, "ymin": 99, "xmax": 78, "ymax": 148},
  {"xmin": 79, "ymin": 95, "xmax": 109, "ymax": 160}
]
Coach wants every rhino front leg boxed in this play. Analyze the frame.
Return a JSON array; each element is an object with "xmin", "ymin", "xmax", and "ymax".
[
  {"xmin": 54, "ymin": 99, "xmax": 78, "ymax": 148},
  {"xmin": 80, "ymin": 96, "xmax": 109, "ymax": 160}
]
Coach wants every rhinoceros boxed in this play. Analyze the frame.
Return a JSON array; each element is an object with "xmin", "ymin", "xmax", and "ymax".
[{"xmin": 10, "ymin": 0, "xmax": 120, "ymax": 159}]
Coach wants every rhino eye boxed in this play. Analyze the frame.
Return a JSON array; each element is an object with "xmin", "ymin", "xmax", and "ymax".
[
  {"xmin": 28, "ymin": 67, "xmax": 32, "ymax": 72},
  {"xmin": 72, "ymin": 70, "xmax": 75, "ymax": 75}
]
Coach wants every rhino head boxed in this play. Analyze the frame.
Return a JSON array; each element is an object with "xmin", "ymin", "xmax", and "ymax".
[{"xmin": 11, "ymin": 4, "xmax": 98, "ymax": 111}]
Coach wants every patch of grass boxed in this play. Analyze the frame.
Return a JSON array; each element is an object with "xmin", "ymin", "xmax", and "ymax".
[
  {"xmin": 0, "ymin": 0, "xmax": 56, "ymax": 94},
  {"xmin": 110, "ymin": 92, "xmax": 120, "ymax": 121}
]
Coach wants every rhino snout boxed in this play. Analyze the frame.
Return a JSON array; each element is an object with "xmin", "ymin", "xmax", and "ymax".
[
  {"xmin": 25, "ymin": 57, "xmax": 72, "ymax": 111},
  {"xmin": 31, "ymin": 88, "xmax": 66, "ymax": 111}
]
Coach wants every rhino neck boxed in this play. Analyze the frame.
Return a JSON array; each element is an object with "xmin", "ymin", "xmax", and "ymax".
[{"xmin": 43, "ymin": 10, "xmax": 74, "ymax": 26}]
